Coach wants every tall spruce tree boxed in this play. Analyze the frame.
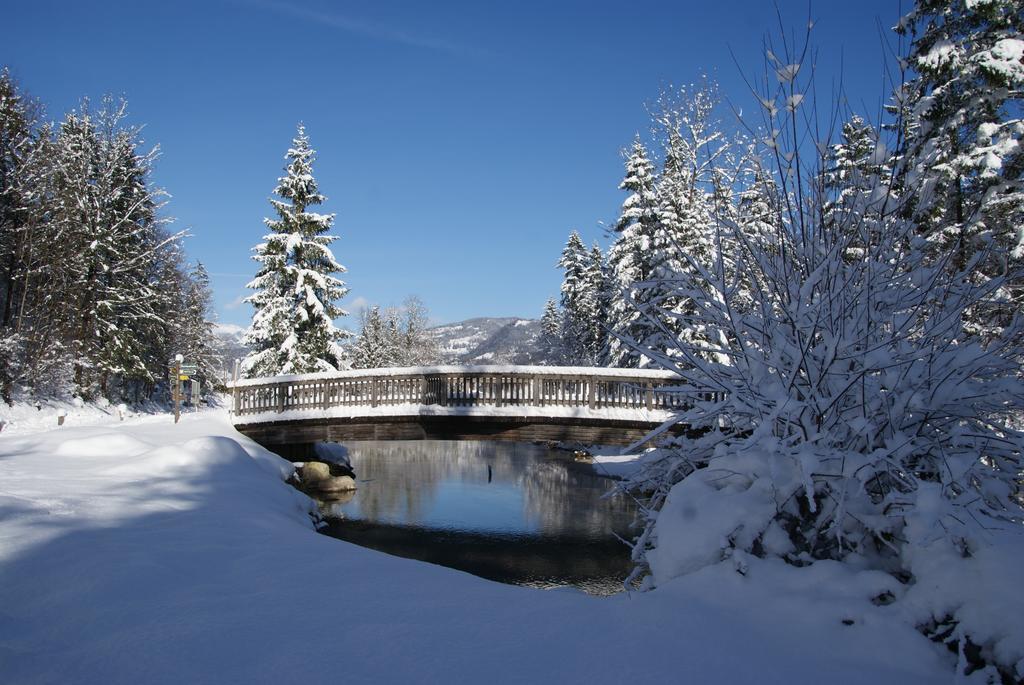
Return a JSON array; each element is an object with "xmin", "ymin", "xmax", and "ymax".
[
  {"xmin": 0, "ymin": 70, "xmax": 41, "ymax": 400},
  {"xmin": 49, "ymin": 98, "xmax": 173, "ymax": 398},
  {"xmin": 897, "ymin": 0, "xmax": 1024, "ymax": 295},
  {"xmin": 176, "ymin": 262, "xmax": 222, "ymax": 392},
  {"xmin": 351, "ymin": 306, "xmax": 397, "ymax": 369},
  {"xmin": 823, "ymin": 115, "xmax": 892, "ymax": 260},
  {"xmin": 558, "ymin": 231, "xmax": 603, "ymax": 365},
  {"xmin": 607, "ymin": 140, "xmax": 660, "ymax": 367},
  {"xmin": 537, "ymin": 297, "xmax": 563, "ymax": 365},
  {"xmin": 586, "ymin": 242, "xmax": 611, "ymax": 365},
  {"xmin": 0, "ymin": 70, "xmax": 39, "ymax": 333},
  {"xmin": 660, "ymin": 87, "xmax": 732, "ymax": 360},
  {"xmin": 243, "ymin": 125, "xmax": 349, "ymax": 377}
]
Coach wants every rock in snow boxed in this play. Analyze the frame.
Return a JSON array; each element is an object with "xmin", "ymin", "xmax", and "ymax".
[{"xmin": 298, "ymin": 460, "xmax": 332, "ymax": 483}]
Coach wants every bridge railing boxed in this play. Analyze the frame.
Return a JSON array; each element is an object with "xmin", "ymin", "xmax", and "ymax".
[{"xmin": 229, "ymin": 365, "xmax": 701, "ymax": 419}]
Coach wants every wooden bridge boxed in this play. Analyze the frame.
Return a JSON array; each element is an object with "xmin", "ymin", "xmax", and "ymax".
[{"xmin": 229, "ymin": 365, "xmax": 695, "ymax": 455}]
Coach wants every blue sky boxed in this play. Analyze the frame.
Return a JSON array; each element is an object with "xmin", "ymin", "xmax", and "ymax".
[{"xmin": 3, "ymin": 0, "xmax": 906, "ymax": 329}]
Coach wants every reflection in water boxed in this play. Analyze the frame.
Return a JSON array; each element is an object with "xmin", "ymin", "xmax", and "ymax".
[{"xmin": 317, "ymin": 441, "xmax": 638, "ymax": 594}]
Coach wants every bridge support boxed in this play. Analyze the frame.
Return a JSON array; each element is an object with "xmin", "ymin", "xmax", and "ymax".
[
  {"xmin": 236, "ymin": 414, "xmax": 685, "ymax": 450},
  {"xmin": 261, "ymin": 442, "xmax": 319, "ymax": 461}
]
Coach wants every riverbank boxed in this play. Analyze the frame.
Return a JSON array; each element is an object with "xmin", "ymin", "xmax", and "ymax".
[{"xmin": 0, "ymin": 410, "xmax": 953, "ymax": 683}]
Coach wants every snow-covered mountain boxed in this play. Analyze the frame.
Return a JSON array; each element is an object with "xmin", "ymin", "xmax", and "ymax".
[
  {"xmin": 430, "ymin": 317, "xmax": 541, "ymax": 365},
  {"xmin": 214, "ymin": 324, "xmax": 251, "ymax": 373},
  {"xmin": 214, "ymin": 318, "xmax": 544, "ymax": 369}
]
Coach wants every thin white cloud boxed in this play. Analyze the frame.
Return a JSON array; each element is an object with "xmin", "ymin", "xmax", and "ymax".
[
  {"xmin": 224, "ymin": 294, "xmax": 247, "ymax": 311},
  {"xmin": 237, "ymin": 0, "xmax": 480, "ymax": 57},
  {"xmin": 349, "ymin": 295, "xmax": 369, "ymax": 312}
]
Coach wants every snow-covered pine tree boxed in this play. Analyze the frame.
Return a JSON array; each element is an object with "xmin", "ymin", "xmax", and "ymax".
[
  {"xmin": 94, "ymin": 113, "xmax": 166, "ymax": 396},
  {"xmin": 351, "ymin": 305, "xmax": 398, "ymax": 369},
  {"xmin": 0, "ymin": 69, "xmax": 41, "ymax": 401},
  {"xmin": 557, "ymin": 231, "xmax": 602, "ymax": 365},
  {"xmin": 0, "ymin": 69, "xmax": 39, "ymax": 332},
  {"xmin": 349, "ymin": 297, "xmax": 438, "ymax": 368},
  {"xmin": 537, "ymin": 297, "xmax": 563, "ymax": 365},
  {"xmin": 632, "ymin": 84, "xmax": 726, "ymax": 362},
  {"xmin": 585, "ymin": 242, "xmax": 611, "ymax": 365},
  {"xmin": 48, "ymin": 98, "xmax": 174, "ymax": 398},
  {"xmin": 824, "ymin": 116, "xmax": 887, "ymax": 209},
  {"xmin": 607, "ymin": 140, "xmax": 660, "ymax": 367},
  {"xmin": 243, "ymin": 125, "xmax": 349, "ymax": 377},
  {"xmin": 897, "ymin": 0, "xmax": 1024, "ymax": 306},
  {"xmin": 0, "ymin": 80, "xmax": 204, "ymax": 404},
  {"xmin": 383, "ymin": 306, "xmax": 402, "ymax": 362},
  {"xmin": 822, "ymin": 115, "xmax": 891, "ymax": 260},
  {"xmin": 177, "ymin": 263, "xmax": 223, "ymax": 393},
  {"xmin": 11, "ymin": 121, "xmax": 81, "ymax": 398},
  {"xmin": 732, "ymin": 165, "xmax": 787, "ymax": 311},
  {"xmin": 9, "ymin": 108, "xmax": 86, "ymax": 398}
]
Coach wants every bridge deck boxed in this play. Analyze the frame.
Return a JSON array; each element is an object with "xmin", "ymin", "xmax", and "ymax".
[{"xmin": 230, "ymin": 365, "xmax": 699, "ymax": 449}]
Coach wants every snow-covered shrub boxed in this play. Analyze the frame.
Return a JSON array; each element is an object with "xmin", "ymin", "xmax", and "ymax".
[
  {"xmin": 624, "ymin": 25, "xmax": 1023, "ymax": 595},
  {"xmin": 621, "ymin": 16, "xmax": 1024, "ymax": 676},
  {"xmin": 628, "ymin": 207, "xmax": 1023, "ymax": 580}
]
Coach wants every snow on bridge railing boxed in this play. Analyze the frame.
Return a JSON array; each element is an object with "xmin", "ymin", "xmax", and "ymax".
[{"xmin": 228, "ymin": 365, "xmax": 710, "ymax": 420}]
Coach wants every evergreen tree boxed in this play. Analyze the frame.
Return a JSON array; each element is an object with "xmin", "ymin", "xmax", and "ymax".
[
  {"xmin": 733, "ymin": 165, "xmax": 787, "ymax": 310},
  {"xmin": 557, "ymin": 231, "xmax": 602, "ymax": 365},
  {"xmin": 0, "ymin": 69, "xmax": 41, "ymax": 400},
  {"xmin": 537, "ymin": 297, "xmax": 563, "ymax": 365},
  {"xmin": 0, "ymin": 69, "xmax": 40, "ymax": 333},
  {"xmin": 351, "ymin": 306, "xmax": 398, "ymax": 369},
  {"xmin": 383, "ymin": 306, "xmax": 402, "ymax": 363},
  {"xmin": 49, "ymin": 98, "xmax": 173, "ymax": 398},
  {"xmin": 607, "ymin": 140, "xmax": 660, "ymax": 367},
  {"xmin": 897, "ymin": 0, "xmax": 1024, "ymax": 295},
  {"xmin": 349, "ymin": 297, "xmax": 438, "ymax": 369},
  {"xmin": 585, "ymin": 242, "xmax": 611, "ymax": 365},
  {"xmin": 639, "ymin": 85, "xmax": 724, "ymax": 363},
  {"xmin": 243, "ymin": 124, "xmax": 349, "ymax": 377},
  {"xmin": 144, "ymin": 240, "xmax": 190, "ymax": 393},
  {"xmin": 823, "ymin": 115, "xmax": 891, "ymax": 260},
  {"xmin": 176, "ymin": 262, "xmax": 222, "ymax": 393},
  {"xmin": 95, "ymin": 111, "xmax": 165, "ymax": 394},
  {"xmin": 0, "ymin": 72, "xmax": 215, "ymax": 404}
]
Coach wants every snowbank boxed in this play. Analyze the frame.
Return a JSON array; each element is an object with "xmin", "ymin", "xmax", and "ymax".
[
  {"xmin": 0, "ymin": 411, "xmax": 954, "ymax": 683},
  {"xmin": 590, "ymin": 451, "xmax": 656, "ymax": 478},
  {"xmin": 901, "ymin": 535, "xmax": 1024, "ymax": 677},
  {"xmin": 0, "ymin": 397, "xmax": 147, "ymax": 435},
  {"xmin": 643, "ymin": 452, "xmax": 1024, "ymax": 680}
]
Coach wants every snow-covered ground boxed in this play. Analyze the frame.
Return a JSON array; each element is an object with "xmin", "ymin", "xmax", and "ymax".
[
  {"xmin": 0, "ymin": 408, "xmax": 967, "ymax": 683},
  {"xmin": 0, "ymin": 395, "xmax": 207, "ymax": 436}
]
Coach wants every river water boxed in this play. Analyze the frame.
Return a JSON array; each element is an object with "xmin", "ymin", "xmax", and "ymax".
[{"xmin": 316, "ymin": 440, "xmax": 639, "ymax": 594}]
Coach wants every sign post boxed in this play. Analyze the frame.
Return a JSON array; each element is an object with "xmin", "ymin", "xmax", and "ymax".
[
  {"xmin": 172, "ymin": 354, "xmax": 184, "ymax": 424},
  {"xmin": 170, "ymin": 357, "xmax": 202, "ymax": 419}
]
